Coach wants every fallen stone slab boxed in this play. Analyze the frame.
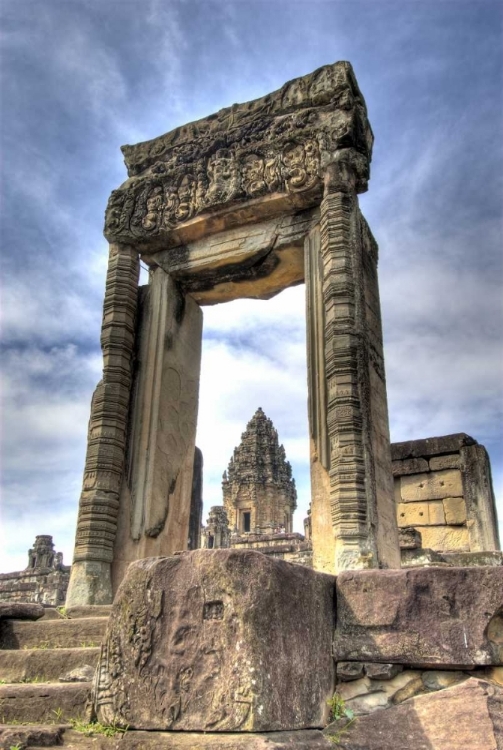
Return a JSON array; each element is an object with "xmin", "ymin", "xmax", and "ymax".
[
  {"xmin": 334, "ymin": 567, "xmax": 503, "ymax": 667},
  {"xmin": 0, "ymin": 647, "xmax": 100, "ymax": 683},
  {"xmin": 94, "ymin": 549, "xmax": 336, "ymax": 732},
  {"xmin": 61, "ymin": 729, "xmax": 333, "ymax": 750},
  {"xmin": 0, "ymin": 723, "xmax": 65, "ymax": 748},
  {"xmin": 324, "ymin": 678, "xmax": 502, "ymax": 750},
  {"xmin": 0, "ymin": 602, "xmax": 45, "ymax": 621},
  {"xmin": 0, "ymin": 682, "xmax": 90, "ymax": 724},
  {"xmin": 0, "ymin": 616, "xmax": 107, "ymax": 649}
]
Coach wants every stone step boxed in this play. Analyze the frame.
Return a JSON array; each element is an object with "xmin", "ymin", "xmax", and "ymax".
[
  {"xmin": 0, "ymin": 647, "xmax": 100, "ymax": 683},
  {"xmin": 40, "ymin": 605, "xmax": 112, "ymax": 621},
  {"xmin": 0, "ymin": 722, "xmax": 66, "ymax": 748},
  {"xmin": 0, "ymin": 617, "xmax": 107, "ymax": 650},
  {"xmin": 0, "ymin": 682, "xmax": 91, "ymax": 724},
  {"xmin": 61, "ymin": 729, "xmax": 331, "ymax": 748}
]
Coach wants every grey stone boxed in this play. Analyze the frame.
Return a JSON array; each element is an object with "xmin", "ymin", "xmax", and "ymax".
[
  {"xmin": 94, "ymin": 550, "xmax": 336, "ymax": 731},
  {"xmin": 0, "ymin": 602, "xmax": 44, "ymax": 621},
  {"xmin": 336, "ymin": 661, "xmax": 365, "ymax": 681},
  {"xmin": 364, "ymin": 662, "xmax": 403, "ymax": 680},
  {"xmin": 59, "ymin": 664, "xmax": 95, "ymax": 682},
  {"xmin": 334, "ymin": 567, "xmax": 503, "ymax": 667},
  {"xmin": 391, "ymin": 434, "xmax": 476, "ymax": 461}
]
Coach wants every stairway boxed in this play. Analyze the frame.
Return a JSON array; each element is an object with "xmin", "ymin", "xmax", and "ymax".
[{"xmin": 0, "ymin": 605, "xmax": 110, "ymax": 748}]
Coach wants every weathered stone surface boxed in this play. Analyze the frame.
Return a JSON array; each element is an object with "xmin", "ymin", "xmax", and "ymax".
[
  {"xmin": 336, "ymin": 670, "xmax": 426, "ymax": 715},
  {"xmin": 0, "ymin": 682, "xmax": 90, "ymax": 723},
  {"xmin": 443, "ymin": 496, "xmax": 467, "ymax": 525},
  {"xmin": 334, "ymin": 567, "xmax": 503, "ymax": 667},
  {"xmin": 397, "ymin": 501, "xmax": 445, "ymax": 527},
  {"xmin": 0, "ymin": 647, "xmax": 100, "ymax": 683},
  {"xmin": 364, "ymin": 662, "xmax": 403, "ymax": 680},
  {"xmin": 416, "ymin": 525, "xmax": 469, "ymax": 552},
  {"xmin": 429, "ymin": 454, "xmax": 460, "ymax": 471},
  {"xmin": 111, "ymin": 271, "xmax": 202, "ymax": 592},
  {"xmin": 324, "ymin": 678, "xmax": 502, "ymax": 750},
  {"xmin": 0, "ymin": 724, "xmax": 65, "ymax": 749},
  {"xmin": 0, "ymin": 617, "xmax": 107, "ymax": 649},
  {"xmin": 336, "ymin": 661, "xmax": 365, "ymax": 681},
  {"xmin": 105, "ymin": 62, "xmax": 373, "ymax": 252},
  {"xmin": 61, "ymin": 729, "xmax": 333, "ymax": 749},
  {"xmin": 65, "ymin": 605, "xmax": 112, "ymax": 619},
  {"xmin": 59, "ymin": 664, "xmax": 95, "ymax": 683},
  {"xmin": 0, "ymin": 601, "xmax": 44, "ymax": 620},
  {"xmin": 391, "ymin": 433, "xmax": 476, "ymax": 461},
  {"xmin": 400, "ymin": 469, "xmax": 463, "ymax": 502},
  {"xmin": 94, "ymin": 550, "xmax": 335, "ymax": 731},
  {"xmin": 398, "ymin": 526, "xmax": 422, "ymax": 549},
  {"xmin": 392, "ymin": 457, "xmax": 429, "ymax": 476}
]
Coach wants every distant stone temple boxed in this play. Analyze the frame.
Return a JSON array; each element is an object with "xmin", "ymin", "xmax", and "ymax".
[
  {"xmin": 201, "ymin": 409, "xmax": 312, "ymax": 566},
  {"xmin": 0, "ymin": 536, "xmax": 70, "ymax": 606}
]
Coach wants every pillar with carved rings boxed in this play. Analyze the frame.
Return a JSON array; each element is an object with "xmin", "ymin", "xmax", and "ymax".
[
  {"xmin": 307, "ymin": 153, "xmax": 400, "ymax": 573},
  {"xmin": 66, "ymin": 243, "xmax": 139, "ymax": 606}
]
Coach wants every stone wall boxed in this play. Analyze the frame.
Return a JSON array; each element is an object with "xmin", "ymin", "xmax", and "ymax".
[{"xmin": 392, "ymin": 434, "xmax": 500, "ymax": 563}]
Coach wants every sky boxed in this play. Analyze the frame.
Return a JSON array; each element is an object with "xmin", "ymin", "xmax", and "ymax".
[{"xmin": 1, "ymin": 0, "xmax": 502, "ymax": 572}]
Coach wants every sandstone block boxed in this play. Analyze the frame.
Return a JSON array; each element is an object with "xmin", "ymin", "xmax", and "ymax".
[
  {"xmin": 391, "ymin": 433, "xmax": 476, "ymax": 461},
  {"xmin": 94, "ymin": 550, "xmax": 336, "ymax": 731},
  {"xmin": 336, "ymin": 661, "xmax": 365, "ymax": 681},
  {"xmin": 400, "ymin": 470, "xmax": 463, "ymax": 502},
  {"xmin": 324, "ymin": 678, "xmax": 502, "ymax": 750},
  {"xmin": 443, "ymin": 496, "xmax": 467, "ymax": 525},
  {"xmin": 392, "ymin": 457, "xmax": 429, "ymax": 476},
  {"xmin": 397, "ymin": 502, "xmax": 445, "ymax": 527},
  {"xmin": 364, "ymin": 662, "xmax": 403, "ymax": 680},
  {"xmin": 399, "ymin": 526, "xmax": 422, "ymax": 549},
  {"xmin": 334, "ymin": 567, "xmax": 503, "ymax": 667},
  {"xmin": 417, "ymin": 525, "xmax": 469, "ymax": 552},
  {"xmin": 0, "ymin": 602, "xmax": 44, "ymax": 620},
  {"xmin": 429, "ymin": 454, "xmax": 460, "ymax": 471}
]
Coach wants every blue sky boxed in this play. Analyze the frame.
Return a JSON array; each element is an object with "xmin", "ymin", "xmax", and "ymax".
[{"xmin": 1, "ymin": 0, "xmax": 502, "ymax": 571}]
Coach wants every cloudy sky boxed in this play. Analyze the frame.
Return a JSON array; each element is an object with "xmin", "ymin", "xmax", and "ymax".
[{"xmin": 1, "ymin": 0, "xmax": 502, "ymax": 572}]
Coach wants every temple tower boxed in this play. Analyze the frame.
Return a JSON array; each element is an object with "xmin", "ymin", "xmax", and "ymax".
[{"xmin": 223, "ymin": 408, "xmax": 297, "ymax": 535}]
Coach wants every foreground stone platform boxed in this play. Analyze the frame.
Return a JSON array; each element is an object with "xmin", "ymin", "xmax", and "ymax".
[
  {"xmin": 94, "ymin": 549, "xmax": 336, "ymax": 732},
  {"xmin": 334, "ymin": 566, "xmax": 503, "ymax": 667}
]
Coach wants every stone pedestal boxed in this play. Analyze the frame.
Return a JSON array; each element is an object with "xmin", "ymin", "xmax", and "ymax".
[{"xmin": 94, "ymin": 550, "xmax": 335, "ymax": 732}]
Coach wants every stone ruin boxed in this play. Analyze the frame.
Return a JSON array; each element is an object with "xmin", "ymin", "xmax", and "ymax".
[
  {"xmin": 66, "ymin": 59, "xmax": 401, "ymax": 609},
  {"xmin": 0, "ymin": 61, "xmax": 501, "ymax": 749},
  {"xmin": 0, "ymin": 536, "xmax": 70, "ymax": 607}
]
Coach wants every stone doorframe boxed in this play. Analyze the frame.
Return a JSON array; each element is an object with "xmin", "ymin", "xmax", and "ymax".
[{"xmin": 66, "ymin": 61, "xmax": 400, "ymax": 606}]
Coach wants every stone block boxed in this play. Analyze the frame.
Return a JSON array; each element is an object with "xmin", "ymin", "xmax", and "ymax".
[
  {"xmin": 392, "ymin": 457, "xmax": 429, "ymax": 476},
  {"xmin": 0, "ymin": 616, "xmax": 107, "ymax": 650},
  {"xmin": 324, "ymin": 678, "xmax": 502, "ymax": 750},
  {"xmin": 429, "ymin": 454, "xmax": 460, "ymax": 471},
  {"xmin": 0, "ymin": 647, "xmax": 100, "ymax": 683},
  {"xmin": 443, "ymin": 496, "xmax": 467, "ymax": 525},
  {"xmin": 417, "ymin": 525, "xmax": 469, "ymax": 552},
  {"xmin": 364, "ymin": 663, "xmax": 403, "ymax": 680},
  {"xmin": 334, "ymin": 567, "xmax": 503, "ymax": 667},
  {"xmin": 0, "ymin": 602, "xmax": 44, "ymax": 620},
  {"xmin": 398, "ymin": 527, "xmax": 422, "ymax": 549},
  {"xmin": 94, "ymin": 550, "xmax": 336, "ymax": 731},
  {"xmin": 336, "ymin": 661, "xmax": 365, "ymax": 682},
  {"xmin": 397, "ymin": 502, "xmax": 445, "ymax": 527},
  {"xmin": 391, "ymin": 433, "xmax": 476, "ymax": 461},
  {"xmin": 0, "ymin": 682, "xmax": 90, "ymax": 723},
  {"xmin": 400, "ymin": 470, "xmax": 463, "ymax": 502}
]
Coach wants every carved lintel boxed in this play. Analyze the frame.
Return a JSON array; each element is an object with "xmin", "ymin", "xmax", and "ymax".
[{"xmin": 104, "ymin": 62, "xmax": 373, "ymax": 249}]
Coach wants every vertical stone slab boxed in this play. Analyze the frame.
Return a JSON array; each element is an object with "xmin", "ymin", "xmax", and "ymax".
[
  {"xmin": 461, "ymin": 444, "xmax": 501, "ymax": 551},
  {"xmin": 188, "ymin": 447, "xmax": 203, "ymax": 550},
  {"xmin": 307, "ymin": 156, "xmax": 400, "ymax": 572},
  {"xmin": 66, "ymin": 243, "xmax": 139, "ymax": 606},
  {"xmin": 111, "ymin": 268, "xmax": 202, "ymax": 592},
  {"xmin": 305, "ymin": 225, "xmax": 333, "ymax": 572}
]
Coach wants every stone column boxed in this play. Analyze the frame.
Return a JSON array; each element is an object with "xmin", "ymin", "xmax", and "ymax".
[
  {"xmin": 66, "ymin": 243, "xmax": 139, "ymax": 606},
  {"xmin": 306, "ymin": 154, "xmax": 400, "ymax": 573}
]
